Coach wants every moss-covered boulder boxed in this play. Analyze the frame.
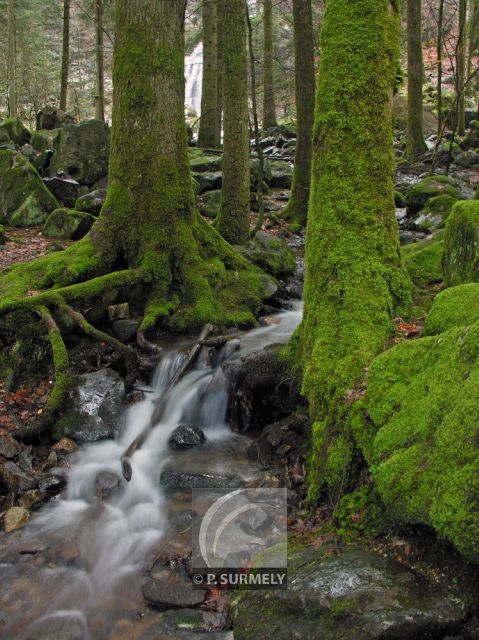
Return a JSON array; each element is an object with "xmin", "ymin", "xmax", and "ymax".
[
  {"xmin": 424, "ymin": 283, "xmax": 479, "ymax": 335},
  {"xmin": 461, "ymin": 120, "xmax": 479, "ymax": 149},
  {"xmin": 43, "ymin": 208, "xmax": 95, "ymax": 240},
  {"xmin": 268, "ymin": 160, "xmax": 293, "ymax": 188},
  {"xmin": 0, "ymin": 150, "xmax": 59, "ymax": 226},
  {"xmin": 49, "ymin": 119, "xmax": 110, "ymax": 186},
  {"xmin": 0, "ymin": 128, "xmax": 10, "ymax": 145},
  {"xmin": 198, "ymin": 189, "xmax": 221, "ymax": 219},
  {"xmin": 413, "ymin": 194, "xmax": 458, "ymax": 232},
  {"xmin": 31, "ymin": 129, "xmax": 59, "ymax": 153},
  {"xmin": 74, "ymin": 189, "xmax": 106, "ymax": 216},
  {"xmin": 354, "ymin": 319, "xmax": 479, "ymax": 561},
  {"xmin": 405, "ymin": 175, "xmax": 462, "ymax": 215},
  {"xmin": 0, "ymin": 224, "xmax": 5, "ymax": 245},
  {"xmin": 0, "ymin": 118, "xmax": 31, "ymax": 146},
  {"xmin": 401, "ymin": 234, "xmax": 444, "ymax": 287},
  {"xmin": 236, "ymin": 231, "xmax": 295, "ymax": 278},
  {"xmin": 191, "ymin": 171, "xmax": 222, "ymax": 193},
  {"xmin": 443, "ymin": 200, "xmax": 479, "ymax": 287},
  {"xmin": 189, "ymin": 153, "xmax": 222, "ymax": 173}
]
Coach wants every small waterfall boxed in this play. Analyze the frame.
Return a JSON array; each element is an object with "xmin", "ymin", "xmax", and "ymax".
[
  {"xmin": 185, "ymin": 42, "xmax": 203, "ymax": 115},
  {"xmin": 0, "ymin": 303, "xmax": 303, "ymax": 639}
]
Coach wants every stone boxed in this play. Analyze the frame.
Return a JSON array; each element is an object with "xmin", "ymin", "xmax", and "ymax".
[
  {"xmin": 43, "ymin": 176, "xmax": 81, "ymax": 207},
  {"xmin": 18, "ymin": 489, "xmax": 47, "ymax": 509},
  {"xmin": 160, "ymin": 471, "xmax": 242, "ymax": 490},
  {"xmin": 108, "ymin": 302, "xmax": 130, "ymax": 322},
  {"xmin": 232, "ymin": 548, "xmax": 467, "ymax": 640},
  {"xmin": 0, "ymin": 461, "xmax": 35, "ymax": 493},
  {"xmin": 53, "ymin": 368, "xmax": 125, "ymax": 443},
  {"xmin": 4, "ymin": 507, "xmax": 30, "ymax": 533},
  {"xmin": 43, "ymin": 208, "xmax": 95, "ymax": 240},
  {"xmin": 95, "ymin": 470, "xmax": 122, "ymax": 500},
  {"xmin": 51, "ymin": 437, "xmax": 77, "ymax": 452},
  {"xmin": 268, "ymin": 161, "xmax": 293, "ymax": 188},
  {"xmin": 142, "ymin": 576, "xmax": 205, "ymax": 609},
  {"xmin": 443, "ymin": 200, "xmax": 479, "ymax": 287},
  {"xmin": 0, "ymin": 118, "xmax": 31, "ymax": 146},
  {"xmin": 112, "ymin": 319, "xmax": 139, "ymax": 342},
  {"xmin": 74, "ymin": 188, "xmax": 107, "ymax": 215},
  {"xmin": 0, "ymin": 434, "xmax": 23, "ymax": 459},
  {"xmin": 31, "ymin": 128, "xmax": 59, "ymax": 153},
  {"xmin": 247, "ymin": 414, "xmax": 309, "ymax": 467},
  {"xmin": 235, "ymin": 231, "xmax": 296, "ymax": 279},
  {"xmin": 20, "ymin": 143, "xmax": 34, "ymax": 158},
  {"xmin": 198, "ymin": 189, "xmax": 221, "ymax": 218},
  {"xmin": 405, "ymin": 175, "xmax": 463, "ymax": 215},
  {"xmin": 455, "ymin": 149, "xmax": 479, "ymax": 167},
  {"xmin": 461, "ymin": 120, "xmax": 479, "ymax": 149},
  {"xmin": 168, "ymin": 424, "xmax": 206, "ymax": 449},
  {"xmin": 192, "ymin": 171, "xmax": 222, "ymax": 193},
  {"xmin": 190, "ymin": 154, "xmax": 222, "ymax": 172},
  {"xmin": 50, "ymin": 119, "xmax": 110, "ymax": 186},
  {"xmin": 35, "ymin": 106, "xmax": 69, "ymax": 131},
  {"xmin": 265, "ymin": 124, "xmax": 296, "ymax": 140}
]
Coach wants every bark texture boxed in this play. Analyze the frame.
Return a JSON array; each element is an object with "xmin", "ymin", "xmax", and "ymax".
[
  {"xmin": 94, "ymin": 0, "xmax": 105, "ymax": 122},
  {"xmin": 406, "ymin": 0, "xmax": 427, "ymax": 160},
  {"xmin": 59, "ymin": 0, "xmax": 70, "ymax": 113},
  {"xmin": 216, "ymin": 0, "xmax": 251, "ymax": 244},
  {"xmin": 457, "ymin": 0, "xmax": 467, "ymax": 136},
  {"xmin": 282, "ymin": 0, "xmax": 315, "ymax": 225},
  {"xmin": 262, "ymin": 0, "xmax": 277, "ymax": 129},
  {"xmin": 295, "ymin": 0, "xmax": 410, "ymax": 500},
  {"xmin": 7, "ymin": 0, "xmax": 17, "ymax": 118},
  {"xmin": 198, "ymin": 0, "xmax": 219, "ymax": 148}
]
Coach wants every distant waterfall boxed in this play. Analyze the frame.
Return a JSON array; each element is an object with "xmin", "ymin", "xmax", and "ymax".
[{"xmin": 185, "ymin": 42, "xmax": 203, "ymax": 115}]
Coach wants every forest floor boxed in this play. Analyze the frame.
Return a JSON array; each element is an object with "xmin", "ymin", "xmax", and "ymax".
[{"xmin": 0, "ymin": 228, "xmax": 71, "ymax": 272}]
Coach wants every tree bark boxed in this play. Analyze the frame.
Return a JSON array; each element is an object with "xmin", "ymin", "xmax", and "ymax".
[
  {"xmin": 457, "ymin": 0, "xmax": 467, "ymax": 136},
  {"xmin": 282, "ymin": 0, "xmax": 315, "ymax": 225},
  {"xmin": 298, "ymin": 0, "xmax": 410, "ymax": 500},
  {"xmin": 7, "ymin": 0, "xmax": 17, "ymax": 118},
  {"xmin": 216, "ymin": 0, "xmax": 224, "ymax": 145},
  {"xmin": 437, "ymin": 0, "xmax": 444, "ymax": 137},
  {"xmin": 406, "ymin": 0, "xmax": 427, "ymax": 160},
  {"xmin": 94, "ymin": 0, "xmax": 105, "ymax": 122},
  {"xmin": 215, "ymin": 0, "xmax": 251, "ymax": 244},
  {"xmin": 262, "ymin": 0, "xmax": 277, "ymax": 129},
  {"xmin": 59, "ymin": 0, "xmax": 70, "ymax": 113},
  {"xmin": 198, "ymin": 0, "xmax": 219, "ymax": 148}
]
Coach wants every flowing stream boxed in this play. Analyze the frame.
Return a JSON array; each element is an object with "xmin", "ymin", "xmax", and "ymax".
[{"xmin": 0, "ymin": 302, "xmax": 302, "ymax": 640}]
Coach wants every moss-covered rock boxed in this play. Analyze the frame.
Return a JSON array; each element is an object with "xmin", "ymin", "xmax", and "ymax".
[
  {"xmin": 191, "ymin": 171, "xmax": 222, "ymax": 193},
  {"xmin": 443, "ymin": 200, "xmax": 479, "ymax": 287},
  {"xmin": 0, "ymin": 150, "xmax": 59, "ymax": 226},
  {"xmin": 401, "ymin": 234, "xmax": 444, "ymax": 287},
  {"xmin": 424, "ymin": 283, "xmax": 479, "ymax": 335},
  {"xmin": 43, "ymin": 208, "xmax": 95, "ymax": 240},
  {"xmin": 268, "ymin": 160, "xmax": 293, "ymax": 188},
  {"xmin": 0, "ymin": 224, "xmax": 5, "ymax": 245},
  {"xmin": 414, "ymin": 194, "xmax": 458, "ymax": 231},
  {"xmin": 74, "ymin": 189, "xmax": 106, "ymax": 216},
  {"xmin": 189, "ymin": 153, "xmax": 222, "ymax": 173},
  {"xmin": 394, "ymin": 190, "xmax": 406, "ymax": 207},
  {"xmin": 236, "ymin": 231, "xmax": 295, "ymax": 278},
  {"xmin": 0, "ymin": 128, "xmax": 10, "ymax": 145},
  {"xmin": 405, "ymin": 175, "xmax": 462, "ymax": 215},
  {"xmin": 198, "ymin": 189, "xmax": 221, "ymax": 219},
  {"xmin": 49, "ymin": 119, "xmax": 110, "ymax": 186},
  {"xmin": 354, "ymin": 319, "xmax": 479, "ymax": 561},
  {"xmin": 31, "ymin": 129, "xmax": 59, "ymax": 153},
  {"xmin": 462, "ymin": 120, "xmax": 479, "ymax": 149},
  {"xmin": 0, "ymin": 118, "xmax": 31, "ymax": 146}
]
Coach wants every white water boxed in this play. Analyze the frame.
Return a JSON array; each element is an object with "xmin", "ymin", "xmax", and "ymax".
[
  {"xmin": 0, "ymin": 304, "xmax": 302, "ymax": 639},
  {"xmin": 185, "ymin": 43, "xmax": 203, "ymax": 115}
]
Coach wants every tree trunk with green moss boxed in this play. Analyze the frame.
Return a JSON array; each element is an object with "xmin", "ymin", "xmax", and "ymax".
[
  {"xmin": 282, "ymin": 0, "xmax": 315, "ymax": 226},
  {"xmin": 215, "ymin": 0, "xmax": 251, "ymax": 244},
  {"xmin": 457, "ymin": 0, "xmax": 467, "ymax": 136},
  {"xmin": 59, "ymin": 0, "xmax": 70, "ymax": 113},
  {"xmin": 296, "ymin": 0, "xmax": 410, "ymax": 501},
  {"xmin": 7, "ymin": 0, "xmax": 17, "ymax": 118},
  {"xmin": 198, "ymin": 0, "xmax": 220, "ymax": 148},
  {"xmin": 406, "ymin": 0, "xmax": 427, "ymax": 160},
  {"xmin": 94, "ymin": 0, "xmax": 105, "ymax": 122},
  {"xmin": 262, "ymin": 0, "xmax": 277, "ymax": 129},
  {"xmin": 216, "ymin": 0, "xmax": 224, "ymax": 145}
]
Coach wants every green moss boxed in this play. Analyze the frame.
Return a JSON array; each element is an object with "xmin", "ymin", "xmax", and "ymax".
[
  {"xmin": 405, "ymin": 175, "xmax": 462, "ymax": 215},
  {"xmin": 0, "ymin": 224, "xmax": 5, "ymax": 245},
  {"xmin": 353, "ymin": 320, "xmax": 479, "ymax": 561},
  {"xmin": 402, "ymin": 234, "xmax": 444, "ymax": 287},
  {"xmin": 298, "ymin": 0, "xmax": 410, "ymax": 501},
  {"xmin": 0, "ymin": 118, "xmax": 31, "ymax": 146},
  {"xmin": 424, "ymin": 283, "xmax": 479, "ymax": 335},
  {"xmin": 43, "ymin": 208, "xmax": 95, "ymax": 240},
  {"xmin": 394, "ymin": 190, "xmax": 406, "ymax": 207},
  {"xmin": 333, "ymin": 486, "xmax": 386, "ymax": 542},
  {"xmin": 420, "ymin": 194, "xmax": 458, "ymax": 221},
  {"xmin": 443, "ymin": 200, "xmax": 479, "ymax": 287}
]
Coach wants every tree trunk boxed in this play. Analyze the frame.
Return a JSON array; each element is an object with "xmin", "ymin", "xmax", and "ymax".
[
  {"xmin": 94, "ymin": 0, "xmax": 105, "ymax": 122},
  {"xmin": 282, "ymin": 0, "xmax": 315, "ymax": 225},
  {"xmin": 457, "ymin": 0, "xmax": 467, "ymax": 136},
  {"xmin": 437, "ymin": 0, "xmax": 444, "ymax": 137},
  {"xmin": 297, "ymin": 0, "xmax": 410, "ymax": 500},
  {"xmin": 406, "ymin": 0, "xmax": 427, "ymax": 160},
  {"xmin": 215, "ymin": 0, "xmax": 251, "ymax": 244},
  {"xmin": 59, "ymin": 0, "xmax": 70, "ymax": 113},
  {"xmin": 198, "ymin": 0, "xmax": 219, "ymax": 148},
  {"xmin": 262, "ymin": 0, "xmax": 277, "ymax": 129},
  {"xmin": 216, "ymin": 0, "xmax": 224, "ymax": 145},
  {"xmin": 7, "ymin": 0, "xmax": 17, "ymax": 118}
]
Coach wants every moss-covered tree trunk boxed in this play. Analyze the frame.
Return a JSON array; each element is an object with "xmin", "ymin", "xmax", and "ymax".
[
  {"xmin": 94, "ymin": 0, "xmax": 105, "ymax": 122},
  {"xmin": 198, "ymin": 0, "xmax": 220, "ymax": 148},
  {"xmin": 215, "ymin": 0, "xmax": 251, "ymax": 244},
  {"xmin": 297, "ymin": 0, "xmax": 410, "ymax": 500},
  {"xmin": 59, "ymin": 0, "xmax": 70, "ymax": 113},
  {"xmin": 7, "ymin": 0, "xmax": 18, "ymax": 118},
  {"xmin": 216, "ymin": 0, "xmax": 224, "ymax": 145},
  {"xmin": 282, "ymin": 0, "xmax": 315, "ymax": 225},
  {"xmin": 437, "ymin": 0, "xmax": 444, "ymax": 137},
  {"xmin": 406, "ymin": 0, "xmax": 427, "ymax": 160},
  {"xmin": 262, "ymin": 0, "xmax": 277, "ymax": 130},
  {"xmin": 457, "ymin": 0, "xmax": 467, "ymax": 136}
]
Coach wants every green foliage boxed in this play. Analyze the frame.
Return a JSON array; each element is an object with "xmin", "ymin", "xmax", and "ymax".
[
  {"xmin": 443, "ymin": 200, "xmax": 479, "ymax": 287},
  {"xmin": 333, "ymin": 486, "xmax": 386, "ymax": 542}
]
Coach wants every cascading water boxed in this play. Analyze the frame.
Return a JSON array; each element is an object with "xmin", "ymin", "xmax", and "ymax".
[
  {"xmin": 0, "ymin": 303, "xmax": 302, "ymax": 640},
  {"xmin": 185, "ymin": 43, "xmax": 203, "ymax": 116}
]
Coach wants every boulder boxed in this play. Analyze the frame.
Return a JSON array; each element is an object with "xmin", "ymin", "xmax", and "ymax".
[
  {"xmin": 43, "ymin": 208, "xmax": 95, "ymax": 240},
  {"xmin": 443, "ymin": 200, "xmax": 479, "ymax": 287},
  {"xmin": 268, "ymin": 161, "xmax": 293, "ymax": 189},
  {"xmin": 0, "ymin": 150, "xmax": 59, "ymax": 226},
  {"xmin": 30, "ymin": 128, "xmax": 59, "ymax": 153},
  {"xmin": 222, "ymin": 347, "xmax": 303, "ymax": 432},
  {"xmin": 250, "ymin": 157, "xmax": 272, "ymax": 186},
  {"xmin": 0, "ymin": 434, "xmax": 23, "ymax": 459},
  {"xmin": 394, "ymin": 94, "xmax": 438, "ymax": 136},
  {"xmin": 50, "ymin": 119, "xmax": 110, "ymax": 186},
  {"xmin": 74, "ymin": 188, "xmax": 106, "ymax": 215},
  {"xmin": 192, "ymin": 171, "xmax": 222, "ymax": 193},
  {"xmin": 425, "ymin": 283, "xmax": 479, "ymax": 335},
  {"xmin": 394, "ymin": 190, "xmax": 406, "ymax": 207},
  {"xmin": 160, "ymin": 471, "xmax": 241, "ymax": 489},
  {"xmin": 455, "ymin": 148, "xmax": 479, "ymax": 167},
  {"xmin": 43, "ymin": 176, "xmax": 81, "ymax": 207},
  {"xmin": 232, "ymin": 547, "xmax": 467, "ymax": 640},
  {"xmin": 405, "ymin": 175, "xmax": 462, "ymax": 215},
  {"xmin": 247, "ymin": 413, "xmax": 309, "ymax": 467},
  {"xmin": 169, "ymin": 424, "xmax": 206, "ymax": 449},
  {"xmin": 401, "ymin": 234, "xmax": 444, "ymax": 287},
  {"xmin": 190, "ymin": 153, "xmax": 222, "ymax": 172},
  {"xmin": 95, "ymin": 470, "xmax": 122, "ymax": 500},
  {"xmin": 4, "ymin": 507, "xmax": 30, "ymax": 533},
  {"xmin": 265, "ymin": 124, "xmax": 296, "ymax": 140},
  {"xmin": 142, "ymin": 576, "xmax": 205, "ymax": 609},
  {"xmin": 461, "ymin": 120, "xmax": 479, "ymax": 149},
  {"xmin": 111, "ymin": 318, "xmax": 139, "ymax": 342},
  {"xmin": 53, "ymin": 368, "xmax": 125, "ymax": 442},
  {"xmin": 35, "ymin": 106, "xmax": 72, "ymax": 131},
  {"xmin": 236, "ymin": 231, "xmax": 296, "ymax": 278},
  {"xmin": 412, "ymin": 194, "xmax": 458, "ymax": 232},
  {"xmin": 354, "ymin": 314, "xmax": 479, "ymax": 561},
  {"xmin": 198, "ymin": 189, "xmax": 221, "ymax": 218},
  {"xmin": 0, "ymin": 118, "xmax": 31, "ymax": 146}
]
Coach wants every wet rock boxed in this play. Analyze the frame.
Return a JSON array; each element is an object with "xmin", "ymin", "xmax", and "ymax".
[
  {"xmin": 160, "ymin": 471, "xmax": 242, "ymax": 490},
  {"xmin": 112, "ymin": 318, "xmax": 140, "ymax": 342},
  {"xmin": 142, "ymin": 576, "xmax": 205, "ymax": 609},
  {"xmin": 247, "ymin": 414, "xmax": 309, "ymax": 467},
  {"xmin": 232, "ymin": 547, "xmax": 467, "ymax": 640},
  {"xmin": 163, "ymin": 608, "xmax": 231, "ymax": 633},
  {"xmin": 51, "ymin": 437, "xmax": 77, "ymax": 452},
  {"xmin": 222, "ymin": 347, "xmax": 303, "ymax": 432},
  {"xmin": 74, "ymin": 188, "xmax": 107, "ymax": 215},
  {"xmin": 0, "ymin": 460, "xmax": 35, "ymax": 493},
  {"xmin": 169, "ymin": 425, "xmax": 206, "ymax": 449},
  {"xmin": 4, "ymin": 506, "xmax": 30, "ymax": 532},
  {"xmin": 37, "ymin": 474, "xmax": 65, "ymax": 495},
  {"xmin": 43, "ymin": 176, "xmax": 81, "ymax": 207},
  {"xmin": 95, "ymin": 470, "xmax": 122, "ymax": 500},
  {"xmin": 405, "ymin": 175, "xmax": 463, "ymax": 215},
  {"xmin": 43, "ymin": 208, "xmax": 95, "ymax": 240},
  {"xmin": 0, "ymin": 434, "xmax": 23, "ymax": 459},
  {"xmin": 192, "ymin": 171, "xmax": 222, "ymax": 193},
  {"xmin": 235, "ymin": 231, "xmax": 296, "ymax": 279},
  {"xmin": 53, "ymin": 368, "xmax": 125, "ymax": 443},
  {"xmin": 18, "ymin": 489, "xmax": 47, "ymax": 509}
]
